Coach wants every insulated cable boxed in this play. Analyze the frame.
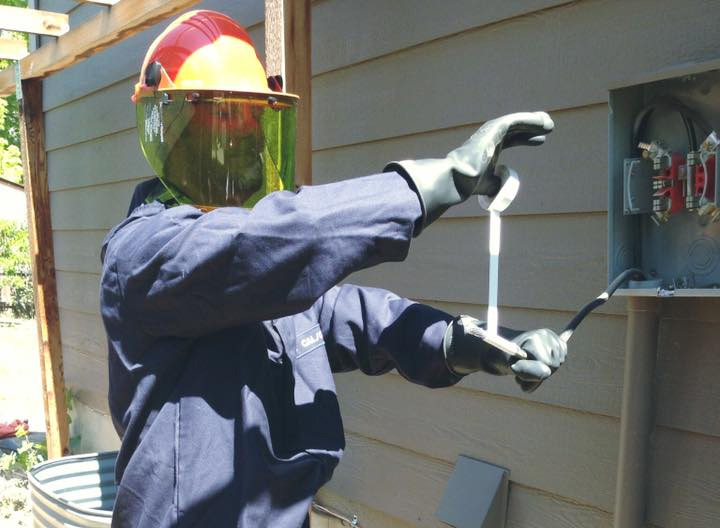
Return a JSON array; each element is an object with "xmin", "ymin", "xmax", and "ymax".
[
  {"xmin": 632, "ymin": 98, "xmax": 699, "ymax": 152},
  {"xmin": 559, "ymin": 268, "xmax": 647, "ymax": 342}
]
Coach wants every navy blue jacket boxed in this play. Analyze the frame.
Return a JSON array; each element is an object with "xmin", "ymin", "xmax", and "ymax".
[{"xmin": 100, "ymin": 172, "xmax": 461, "ymax": 527}]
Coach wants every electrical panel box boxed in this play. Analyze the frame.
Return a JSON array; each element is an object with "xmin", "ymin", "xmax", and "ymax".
[{"xmin": 609, "ymin": 65, "xmax": 720, "ymax": 296}]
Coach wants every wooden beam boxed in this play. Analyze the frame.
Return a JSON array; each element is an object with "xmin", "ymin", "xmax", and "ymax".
[
  {"xmin": 0, "ymin": 5, "xmax": 69, "ymax": 37},
  {"xmin": 18, "ymin": 79, "xmax": 69, "ymax": 459},
  {"xmin": 265, "ymin": 0, "xmax": 312, "ymax": 187},
  {"xmin": 264, "ymin": 0, "xmax": 285, "ymax": 81},
  {"xmin": 0, "ymin": 38, "xmax": 28, "ymax": 61},
  {"xmin": 0, "ymin": 0, "xmax": 202, "ymax": 97}
]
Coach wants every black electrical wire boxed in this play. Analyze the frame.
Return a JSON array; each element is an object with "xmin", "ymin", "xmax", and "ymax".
[
  {"xmin": 560, "ymin": 268, "xmax": 647, "ymax": 342},
  {"xmin": 632, "ymin": 98, "xmax": 699, "ymax": 151}
]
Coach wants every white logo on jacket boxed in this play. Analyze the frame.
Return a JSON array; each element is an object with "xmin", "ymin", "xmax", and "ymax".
[
  {"xmin": 301, "ymin": 330, "xmax": 323, "ymax": 349},
  {"xmin": 297, "ymin": 325, "xmax": 325, "ymax": 358}
]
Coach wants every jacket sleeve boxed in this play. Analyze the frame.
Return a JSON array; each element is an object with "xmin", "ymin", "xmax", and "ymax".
[
  {"xmin": 102, "ymin": 172, "xmax": 421, "ymax": 337},
  {"xmin": 317, "ymin": 284, "xmax": 462, "ymax": 388}
]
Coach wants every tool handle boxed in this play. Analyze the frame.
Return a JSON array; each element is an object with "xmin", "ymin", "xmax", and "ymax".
[{"xmin": 475, "ymin": 327, "xmax": 528, "ymax": 359}]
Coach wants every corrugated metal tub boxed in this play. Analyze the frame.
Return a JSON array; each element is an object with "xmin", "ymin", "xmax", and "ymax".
[{"xmin": 28, "ymin": 451, "xmax": 117, "ymax": 527}]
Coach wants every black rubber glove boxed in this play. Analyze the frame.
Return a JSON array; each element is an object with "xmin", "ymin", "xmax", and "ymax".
[
  {"xmin": 385, "ymin": 112, "xmax": 554, "ymax": 233},
  {"xmin": 443, "ymin": 315, "xmax": 567, "ymax": 393}
]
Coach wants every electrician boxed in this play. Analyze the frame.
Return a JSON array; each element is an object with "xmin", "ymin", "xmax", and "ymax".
[{"xmin": 100, "ymin": 10, "xmax": 565, "ymax": 528}]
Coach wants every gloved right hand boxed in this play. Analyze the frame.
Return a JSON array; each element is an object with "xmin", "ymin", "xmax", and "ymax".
[
  {"xmin": 385, "ymin": 112, "xmax": 554, "ymax": 233},
  {"xmin": 443, "ymin": 315, "xmax": 567, "ymax": 392}
]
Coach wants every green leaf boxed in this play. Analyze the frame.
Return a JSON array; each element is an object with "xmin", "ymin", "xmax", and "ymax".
[
  {"xmin": 0, "ymin": 452, "xmax": 16, "ymax": 472},
  {"xmin": 0, "ymin": 220, "xmax": 34, "ymax": 318}
]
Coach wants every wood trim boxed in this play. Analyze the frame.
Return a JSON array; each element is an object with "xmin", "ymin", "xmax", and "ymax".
[
  {"xmin": 0, "ymin": 0, "xmax": 202, "ymax": 97},
  {"xmin": 265, "ymin": 0, "xmax": 312, "ymax": 187},
  {"xmin": 0, "ymin": 38, "xmax": 29, "ymax": 61},
  {"xmin": 285, "ymin": 0, "xmax": 312, "ymax": 187},
  {"xmin": 18, "ymin": 79, "xmax": 69, "ymax": 459},
  {"xmin": 0, "ymin": 5, "xmax": 69, "ymax": 37}
]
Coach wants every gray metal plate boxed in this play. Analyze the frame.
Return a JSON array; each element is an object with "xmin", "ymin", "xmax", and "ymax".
[{"xmin": 436, "ymin": 455, "xmax": 509, "ymax": 528}]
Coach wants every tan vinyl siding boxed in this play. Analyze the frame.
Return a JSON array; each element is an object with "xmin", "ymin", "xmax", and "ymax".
[
  {"xmin": 39, "ymin": 0, "xmax": 720, "ymax": 526},
  {"xmin": 312, "ymin": 0, "xmax": 720, "ymax": 525}
]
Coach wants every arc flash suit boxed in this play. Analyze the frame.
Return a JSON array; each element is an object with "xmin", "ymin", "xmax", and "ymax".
[
  {"xmin": 102, "ymin": 12, "xmax": 565, "ymax": 525},
  {"xmin": 102, "ymin": 173, "xmax": 461, "ymax": 527}
]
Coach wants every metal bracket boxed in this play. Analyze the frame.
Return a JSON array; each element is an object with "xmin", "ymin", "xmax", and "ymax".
[
  {"xmin": 14, "ymin": 60, "xmax": 22, "ymax": 101},
  {"xmin": 312, "ymin": 502, "xmax": 361, "ymax": 527}
]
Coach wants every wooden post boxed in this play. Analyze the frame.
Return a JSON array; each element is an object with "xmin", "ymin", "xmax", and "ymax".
[
  {"xmin": 0, "ymin": 5, "xmax": 70, "ymax": 37},
  {"xmin": 265, "ymin": 0, "xmax": 312, "ymax": 186},
  {"xmin": 18, "ymin": 78, "xmax": 69, "ymax": 459}
]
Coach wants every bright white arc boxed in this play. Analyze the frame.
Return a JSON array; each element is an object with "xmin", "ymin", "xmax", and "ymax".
[{"xmin": 487, "ymin": 209, "xmax": 501, "ymax": 336}]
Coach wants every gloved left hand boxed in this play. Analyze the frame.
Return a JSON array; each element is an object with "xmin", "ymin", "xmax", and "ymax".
[
  {"xmin": 385, "ymin": 112, "xmax": 554, "ymax": 233},
  {"xmin": 443, "ymin": 315, "xmax": 567, "ymax": 392}
]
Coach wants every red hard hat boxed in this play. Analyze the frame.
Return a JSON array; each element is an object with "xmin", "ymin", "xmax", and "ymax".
[
  {"xmin": 133, "ymin": 10, "xmax": 282, "ymax": 102},
  {"xmin": 134, "ymin": 10, "xmax": 298, "ymax": 210}
]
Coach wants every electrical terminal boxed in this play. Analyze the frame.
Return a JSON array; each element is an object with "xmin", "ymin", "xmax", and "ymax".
[
  {"xmin": 639, "ymin": 141, "xmax": 671, "ymax": 169},
  {"xmin": 696, "ymin": 131, "xmax": 719, "ymax": 219},
  {"xmin": 699, "ymin": 131, "xmax": 720, "ymax": 155}
]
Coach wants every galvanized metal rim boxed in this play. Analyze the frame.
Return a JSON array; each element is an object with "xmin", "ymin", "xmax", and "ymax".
[{"xmin": 28, "ymin": 451, "xmax": 117, "ymax": 519}]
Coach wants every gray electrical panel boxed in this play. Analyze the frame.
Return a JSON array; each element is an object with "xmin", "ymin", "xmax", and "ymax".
[{"xmin": 609, "ymin": 65, "xmax": 720, "ymax": 296}]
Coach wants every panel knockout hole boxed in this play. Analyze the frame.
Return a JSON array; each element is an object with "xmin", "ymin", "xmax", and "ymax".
[{"xmin": 688, "ymin": 236, "xmax": 720, "ymax": 275}]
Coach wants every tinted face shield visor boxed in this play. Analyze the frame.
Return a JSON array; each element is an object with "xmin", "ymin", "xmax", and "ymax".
[{"xmin": 137, "ymin": 90, "xmax": 297, "ymax": 209}]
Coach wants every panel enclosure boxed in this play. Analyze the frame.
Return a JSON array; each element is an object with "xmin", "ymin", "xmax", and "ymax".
[{"xmin": 609, "ymin": 67, "xmax": 720, "ymax": 296}]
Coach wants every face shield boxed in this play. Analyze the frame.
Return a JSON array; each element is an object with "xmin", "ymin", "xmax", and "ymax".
[{"xmin": 136, "ymin": 90, "xmax": 297, "ymax": 209}]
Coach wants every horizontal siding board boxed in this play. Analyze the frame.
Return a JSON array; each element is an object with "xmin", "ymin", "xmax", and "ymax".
[
  {"xmin": 426, "ymin": 301, "xmax": 626, "ymax": 417},
  {"xmin": 661, "ymin": 298, "xmax": 720, "ymax": 324},
  {"xmin": 649, "ymin": 427, "xmax": 720, "ymax": 528},
  {"xmin": 50, "ymin": 179, "xmax": 139, "ymax": 231},
  {"xmin": 349, "ymin": 213, "xmax": 623, "ymax": 314},
  {"xmin": 505, "ymin": 486, "xmax": 613, "ymax": 528},
  {"xmin": 72, "ymin": 400, "xmax": 120, "ymax": 452},
  {"xmin": 59, "ymin": 309, "xmax": 107, "ymax": 359},
  {"xmin": 336, "ymin": 372, "xmax": 618, "ymax": 511},
  {"xmin": 327, "ymin": 432, "xmax": 613, "ymax": 528},
  {"xmin": 312, "ymin": 0, "xmax": 572, "ymax": 75},
  {"xmin": 314, "ymin": 490, "xmax": 418, "ymax": 528},
  {"xmin": 45, "ymin": 77, "xmax": 136, "ymax": 152},
  {"xmin": 312, "ymin": 0, "xmax": 720, "ymax": 150},
  {"xmin": 314, "ymin": 104, "xmax": 609, "ymax": 216},
  {"xmin": 328, "ymin": 433, "xmax": 454, "ymax": 528},
  {"xmin": 57, "ymin": 271, "xmax": 101, "ymax": 316},
  {"xmin": 656, "ymin": 315, "xmax": 720, "ymax": 438},
  {"xmin": 47, "ymin": 128, "xmax": 150, "ymax": 192},
  {"xmin": 54, "ymin": 230, "xmax": 106, "ymax": 274},
  {"xmin": 42, "ymin": 0, "xmax": 265, "ymax": 111},
  {"xmin": 63, "ymin": 345, "xmax": 109, "ymax": 414}
]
